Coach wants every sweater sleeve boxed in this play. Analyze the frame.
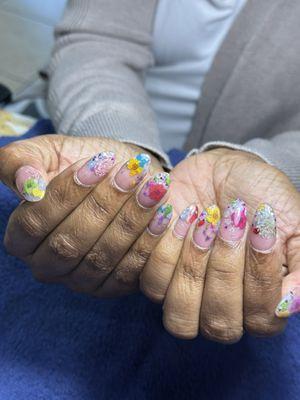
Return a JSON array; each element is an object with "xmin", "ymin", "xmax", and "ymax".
[
  {"xmin": 188, "ymin": 131, "xmax": 300, "ymax": 190},
  {"xmin": 45, "ymin": 0, "xmax": 170, "ymax": 167}
]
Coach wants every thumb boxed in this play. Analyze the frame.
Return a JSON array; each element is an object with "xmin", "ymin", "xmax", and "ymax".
[
  {"xmin": 0, "ymin": 135, "xmax": 61, "ymax": 202},
  {"xmin": 275, "ymin": 235, "xmax": 300, "ymax": 318}
]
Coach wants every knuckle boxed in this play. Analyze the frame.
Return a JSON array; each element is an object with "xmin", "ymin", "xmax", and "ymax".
[
  {"xmin": 244, "ymin": 315, "xmax": 285, "ymax": 337},
  {"xmin": 16, "ymin": 209, "xmax": 47, "ymax": 238},
  {"xmin": 140, "ymin": 278, "xmax": 165, "ymax": 303},
  {"xmin": 180, "ymin": 261, "xmax": 205, "ymax": 283},
  {"xmin": 85, "ymin": 248, "xmax": 113, "ymax": 275},
  {"xmin": 163, "ymin": 314, "xmax": 198, "ymax": 340},
  {"xmin": 48, "ymin": 233, "xmax": 81, "ymax": 260},
  {"xmin": 117, "ymin": 210, "xmax": 139, "ymax": 237},
  {"xmin": 200, "ymin": 318, "xmax": 243, "ymax": 344},
  {"xmin": 85, "ymin": 193, "xmax": 112, "ymax": 222},
  {"xmin": 208, "ymin": 258, "xmax": 240, "ymax": 283}
]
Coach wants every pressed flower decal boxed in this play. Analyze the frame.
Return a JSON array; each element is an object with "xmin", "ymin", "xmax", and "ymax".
[
  {"xmin": 193, "ymin": 205, "xmax": 221, "ymax": 249},
  {"xmin": 23, "ymin": 176, "xmax": 46, "ymax": 201},
  {"xmin": 87, "ymin": 151, "xmax": 116, "ymax": 177},
  {"xmin": 127, "ymin": 154, "xmax": 151, "ymax": 176}
]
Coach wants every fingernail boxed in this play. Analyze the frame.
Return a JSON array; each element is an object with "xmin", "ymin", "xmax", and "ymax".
[
  {"xmin": 276, "ymin": 287, "xmax": 300, "ymax": 318},
  {"xmin": 173, "ymin": 204, "xmax": 198, "ymax": 239},
  {"xmin": 137, "ymin": 172, "xmax": 170, "ymax": 208},
  {"xmin": 113, "ymin": 153, "xmax": 151, "ymax": 192},
  {"xmin": 193, "ymin": 205, "xmax": 221, "ymax": 250},
  {"xmin": 15, "ymin": 165, "xmax": 46, "ymax": 202},
  {"xmin": 148, "ymin": 204, "xmax": 173, "ymax": 236},
  {"xmin": 250, "ymin": 203, "xmax": 276, "ymax": 252},
  {"xmin": 219, "ymin": 198, "xmax": 247, "ymax": 244},
  {"xmin": 74, "ymin": 151, "xmax": 116, "ymax": 187}
]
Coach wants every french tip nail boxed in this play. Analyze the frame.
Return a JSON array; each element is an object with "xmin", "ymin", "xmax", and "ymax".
[
  {"xmin": 275, "ymin": 287, "xmax": 300, "ymax": 318},
  {"xmin": 137, "ymin": 172, "xmax": 171, "ymax": 208},
  {"xmin": 173, "ymin": 203, "xmax": 198, "ymax": 239},
  {"xmin": 148, "ymin": 203, "xmax": 173, "ymax": 236},
  {"xmin": 15, "ymin": 165, "xmax": 46, "ymax": 202},
  {"xmin": 250, "ymin": 203, "xmax": 276, "ymax": 252},
  {"xmin": 75, "ymin": 151, "xmax": 116, "ymax": 187},
  {"xmin": 193, "ymin": 204, "xmax": 221, "ymax": 249},
  {"xmin": 219, "ymin": 198, "xmax": 247, "ymax": 243},
  {"xmin": 113, "ymin": 153, "xmax": 151, "ymax": 192}
]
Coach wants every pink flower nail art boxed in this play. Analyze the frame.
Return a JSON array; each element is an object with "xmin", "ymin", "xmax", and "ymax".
[{"xmin": 219, "ymin": 199, "xmax": 247, "ymax": 243}]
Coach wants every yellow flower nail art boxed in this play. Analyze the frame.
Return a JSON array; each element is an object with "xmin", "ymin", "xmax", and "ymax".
[
  {"xmin": 206, "ymin": 205, "xmax": 221, "ymax": 225},
  {"xmin": 127, "ymin": 158, "xmax": 143, "ymax": 176}
]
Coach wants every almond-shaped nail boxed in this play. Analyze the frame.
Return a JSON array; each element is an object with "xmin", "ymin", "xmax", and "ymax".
[
  {"xmin": 148, "ymin": 204, "xmax": 173, "ymax": 236},
  {"xmin": 219, "ymin": 198, "xmax": 247, "ymax": 244},
  {"xmin": 15, "ymin": 165, "xmax": 46, "ymax": 202},
  {"xmin": 74, "ymin": 151, "xmax": 116, "ymax": 187},
  {"xmin": 193, "ymin": 205, "xmax": 221, "ymax": 249},
  {"xmin": 250, "ymin": 203, "xmax": 276, "ymax": 252},
  {"xmin": 137, "ymin": 172, "xmax": 170, "ymax": 208},
  {"xmin": 276, "ymin": 287, "xmax": 300, "ymax": 318},
  {"xmin": 113, "ymin": 153, "xmax": 151, "ymax": 192},
  {"xmin": 173, "ymin": 204, "xmax": 198, "ymax": 239}
]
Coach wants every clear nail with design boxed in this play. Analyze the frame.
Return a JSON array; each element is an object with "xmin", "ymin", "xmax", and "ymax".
[
  {"xmin": 113, "ymin": 153, "xmax": 151, "ymax": 192},
  {"xmin": 250, "ymin": 203, "xmax": 276, "ymax": 252},
  {"xmin": 148, "ymin": 204, "xmax": 173, "ymax": 236},
  {"xmin": 276, "ymin": 287, "xmax": 300, "ymax": 318},
  {"xmin": 15, "ymin": 165, "xmax": 46, "ymax": 202},
  {"xmin": 193, "ymin": 205, "xmax": 221, "ymax": 250},
  {"xmin": 219, "ymin": 198, "xmax": 247, "ymax": 244},
  {"xmin": 137, "ymin": 172, "xmax": 170, "ymax": 208},
  {"xmin": 173, "ymin": 204, "xmax": 198, "ymax": 239},
  {"xmin": 74, "ymin": 151, "xmax": 116, "ymax": 187}
]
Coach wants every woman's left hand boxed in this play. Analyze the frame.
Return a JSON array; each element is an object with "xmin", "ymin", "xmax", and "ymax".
[{"xmin": 141, "ymin": 148, "xmax": 300, "ymax": 342}]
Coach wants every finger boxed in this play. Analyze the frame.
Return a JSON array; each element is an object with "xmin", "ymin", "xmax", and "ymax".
[
  {"xmin": 200, "ymin": 199, "xmax": 248, "ymax": 344},
  {"xmin": 140, "ymin": 204, "xmax": 198, "ymax": 302},
  {"xmin": 66, "ymin": 171, "xmax": 171, "ymax": 293},
  {"xmin": 0, "ymin": 135, "xmax": 61, "ymax": 200},
  {"xmin": 244, "ymin": 203, "xmax": 286, "ymax": 336},
  {"xmin": 4, "ymin": 151, "xmax": 116, "ymax": 258},
  {"xmin": 163, "ymin": 205, "xmax": 220, "ymax": 339},
  {"xmin": 29, "ymin": 153, "xmax": 152, "ymax": 279},
  {"xmin": 96, "ymin": 204, "xmax": 174, "ymax": 297},
  {"xmin": 275, "ymin": 235, "xmax": 300, "ymax": 318}
]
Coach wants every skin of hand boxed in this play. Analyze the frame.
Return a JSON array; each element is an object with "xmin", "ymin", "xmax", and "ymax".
[
  {"xmin": 0, "ymin": 134, "xmax": 173, "ymax": 297},
  {"xmin": 140, "ymin": 148, "xmax": 300, "ymax": 343}
]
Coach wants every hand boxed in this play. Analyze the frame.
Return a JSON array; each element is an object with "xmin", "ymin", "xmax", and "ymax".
[
  {"xmin": 140, "ymin": 148, "xmax": 300, "ymax": 342},
  {"xmin": 0, "ymin": 134, "xmax": 172, "ymax": 296}
]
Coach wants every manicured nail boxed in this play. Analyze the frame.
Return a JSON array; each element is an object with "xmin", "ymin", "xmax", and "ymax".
[
  {"xmin": 193, "ymin": 205, "xmax": 221, "ymax": 250},
  {"xmin": 276, "ymin": 287, "xmax": 300, "ymax": 318},
  {"xmin": 113, "ymin": 153, "xmax": 151, "ymax": 192},
  {"xmin": 15, "ymin": 165, "xmax": 46, "ymax": 202},
  {"xmin": 74, "ymin": 151, "xmax": 116, "ymax": 187},
  {"xmin": 148, "ymin": 204, "xmax": 173, "ymax": 236},
  {"xmin": 250, "ymin": 203, "xmax": 276, "ymax": 252},
  {"xmin": 219, "ymin": 199, "xmax": 247, "ymax": 244},
  {"xmin": 173, "ymin": 204, "xmax": 198, "ymax": 239},
  {"xmin": 137, "ymin": 172, "xmax": 170, "ymax": 208}
]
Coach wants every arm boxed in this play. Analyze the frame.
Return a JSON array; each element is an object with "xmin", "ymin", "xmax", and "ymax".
[{"xmin": 46, "ymin": 0, "xmax": 170, "ymax": 166}]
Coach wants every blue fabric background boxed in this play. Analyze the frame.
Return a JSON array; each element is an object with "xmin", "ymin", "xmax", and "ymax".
[{"xmin": 0, "ymin": 121, "xmax": 299, "ymax": 399}]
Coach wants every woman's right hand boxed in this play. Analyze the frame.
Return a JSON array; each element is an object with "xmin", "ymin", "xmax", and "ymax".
[{"xmin": 0, "ymin": 134, "xmax": 172, "ymax": 296}]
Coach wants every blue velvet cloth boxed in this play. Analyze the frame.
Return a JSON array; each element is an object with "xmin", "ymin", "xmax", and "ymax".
[{"xmin": 0, "ymin": 120, "xmax": 299, "ymax": 399}]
